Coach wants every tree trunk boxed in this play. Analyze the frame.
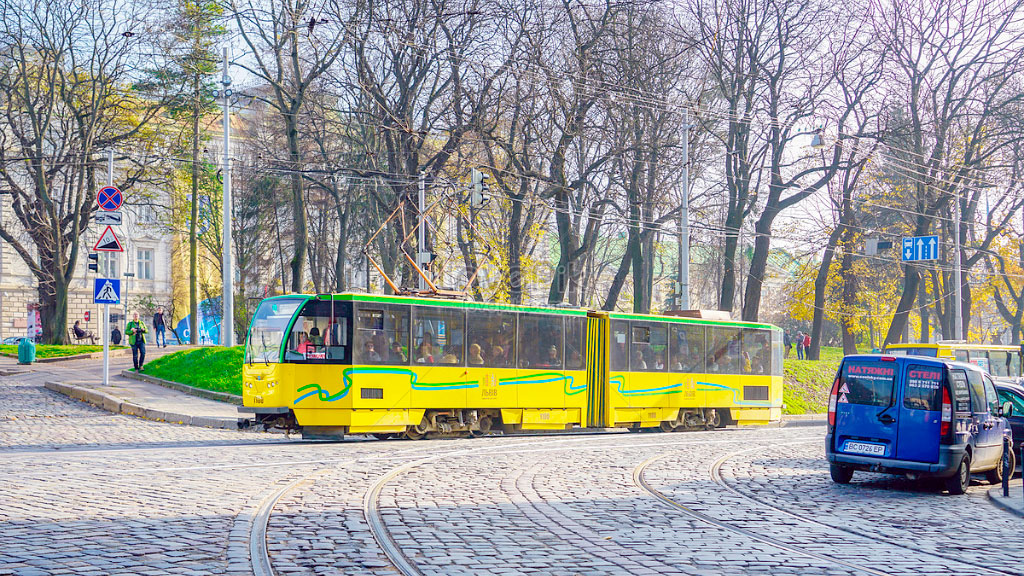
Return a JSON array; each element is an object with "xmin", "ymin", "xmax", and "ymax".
[
  {"xmin": 885, "ymin": 265, "xmax": 921, "ymax": 346},
  {"xmin": 808, "ymin": 224, "xmax": 843, "ymax": 361},
  {"xmin": 741, "ymin": 208, "xmax": 777, "ymax": 322},
  {"xmin": 840, "ymin": 245, "xmax": 857, "ymax": 354},
  {"xmin": 918, "ymin": 275, "xmax": 929, "ymax": 342},
  {"xmin": 507, "ymin": 195, "xmax": 523, "ymax": 305},
  {"xmin": 548, "ymin": 193, "xmax": 574, "ymax": 305},
  {"xmin": 719, "ymin": 219, "xmax": 740, "ymax": 312}
]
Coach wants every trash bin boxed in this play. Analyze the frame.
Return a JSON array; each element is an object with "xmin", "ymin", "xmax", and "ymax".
[{"xmin": 17, "ymin": 337, "xmax": 36, "ymax": 365}]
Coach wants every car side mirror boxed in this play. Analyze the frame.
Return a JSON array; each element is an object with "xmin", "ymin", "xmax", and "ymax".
[{"xmin": 1002, "ymin": 401, "xmax": 1013, "ymax": 418}]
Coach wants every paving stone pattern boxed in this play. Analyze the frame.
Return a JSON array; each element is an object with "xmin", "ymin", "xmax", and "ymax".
[{"xmin": 3, "ymin": 366, "xmax": 1020, "ymax": 576}]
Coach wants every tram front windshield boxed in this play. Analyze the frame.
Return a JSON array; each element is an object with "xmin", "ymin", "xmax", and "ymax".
[{"xmin": 247, "ymin": 298, "xmax": 304, "ymax": 363}]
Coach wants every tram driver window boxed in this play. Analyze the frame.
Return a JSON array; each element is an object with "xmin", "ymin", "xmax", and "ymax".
[{"xmin": 287, "ymin": 300, "xmax": 348, "ymax": 363}]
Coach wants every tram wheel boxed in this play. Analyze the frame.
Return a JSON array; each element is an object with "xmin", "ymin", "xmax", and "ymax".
[
  {"xmin": 660, "ymin": 421, "xmax": 676, "ymax": 433},
  {"xmin": 405, "ymin": 429, "xmax": 425, "ymax": 441}
]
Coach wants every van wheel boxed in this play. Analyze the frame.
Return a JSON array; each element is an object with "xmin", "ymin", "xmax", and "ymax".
[
  {"xmin": 945, "ymin": 455, "xmax": 971, "ymax": 495},
  {"xmin": 986, "ymin": 448, "xmax": 1015, "ymax": 485},
  {"xmin": 830, "ymin": 464, "xmax": 854, "ymax": 484}
]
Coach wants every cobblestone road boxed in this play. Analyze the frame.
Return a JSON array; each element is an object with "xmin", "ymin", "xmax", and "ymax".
[{"xmin": 2, "ymin": 366, "xmax": 1021, "ymax": 576}]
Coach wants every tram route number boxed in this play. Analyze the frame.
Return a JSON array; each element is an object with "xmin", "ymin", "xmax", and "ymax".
[{"xmin": 843, "ymin": 441, "xmax": 885, "ymax": 456}]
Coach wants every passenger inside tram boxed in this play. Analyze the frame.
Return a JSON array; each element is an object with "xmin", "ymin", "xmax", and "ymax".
[{"xmin": 468, "ymin": 343, "xmax": 485, "ymax": 365}]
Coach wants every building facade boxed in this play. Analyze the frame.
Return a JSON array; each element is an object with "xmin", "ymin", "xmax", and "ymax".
[{"xmin": 0, "ymin": 192, "xmax": 175, "ymax": 342}]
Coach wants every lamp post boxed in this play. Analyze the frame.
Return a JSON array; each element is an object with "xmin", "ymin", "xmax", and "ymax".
[{"xmin": 220, "ymin": 47, "xmax": 234, "ymax": 347}]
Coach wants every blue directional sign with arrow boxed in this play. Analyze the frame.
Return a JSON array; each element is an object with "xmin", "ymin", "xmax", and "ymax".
[{"xmin": 901, "ymin": 235, "xmax": 939, "ymax": 262}]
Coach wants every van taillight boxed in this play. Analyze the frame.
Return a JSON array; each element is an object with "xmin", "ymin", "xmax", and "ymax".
[
  {"xmin": 940, "ymin": 386, "xmax": 952, "ymax": 439},
  {"xmin": 828, "ymin": 374, "xmax": 841, "ymax": 428}
]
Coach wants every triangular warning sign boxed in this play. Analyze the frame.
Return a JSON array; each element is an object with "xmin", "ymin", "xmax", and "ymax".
[
  {"xmin": 838, "ymin": 393, "xmax": 849, "ymax": 403},
  {"xmin": 96, "ymin": 281, "xmax": 118, "ymax": 302},
  {"xmin": 93, "ymin": 225, "xmax": 123, "ymax": 252},
  {"xmin": 839, "ymin": 383, "xmax": 850, "ymax": 394}
]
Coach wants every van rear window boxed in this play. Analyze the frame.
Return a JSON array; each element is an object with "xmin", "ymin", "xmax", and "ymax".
[
  {"xmin": 903, "ymin": 365, "xmax": 943, "ymax": 411},
  {"xmin": 841, "ymin": 362, "xmax": 896, "ymax": 406}
]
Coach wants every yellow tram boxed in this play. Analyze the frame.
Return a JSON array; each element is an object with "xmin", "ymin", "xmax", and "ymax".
[{"xmin": 241, "ymin": 293, "xmax": 783, "ymax": 439}]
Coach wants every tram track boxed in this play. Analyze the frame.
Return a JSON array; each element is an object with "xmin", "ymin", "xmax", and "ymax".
[{"xmin": 707, "ymin": 441, "xmax": 1024, "ymax": 576}]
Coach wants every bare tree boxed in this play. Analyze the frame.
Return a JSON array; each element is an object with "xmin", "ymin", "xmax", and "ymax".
[{"xmin": 0, "ymin": 0, "xmax": 162, "ymax": 343}]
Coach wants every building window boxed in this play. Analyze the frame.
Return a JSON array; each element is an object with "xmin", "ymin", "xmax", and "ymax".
[
  {"xmin": 138, "ymin": 204, "xmax": 156, "ymax": 223},
  {"xmin": 101, "ymin": 252, "xmax": 119, "ymax": 278},
  {"xmin": 136, "ymin": 249, "xmax": 153, "ymax": 280}
]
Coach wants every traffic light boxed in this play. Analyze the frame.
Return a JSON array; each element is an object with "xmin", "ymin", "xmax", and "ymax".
[
  {"xmin": 87, "ymin": 252, "xmax": 99, "ymax": 272},
  {"xmin": 470, "ymin": 168, "xmax": 490, "ymax": 208}
]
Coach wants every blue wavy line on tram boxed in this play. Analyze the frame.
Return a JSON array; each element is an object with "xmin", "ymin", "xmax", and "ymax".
[
  {"xmin": 695, "ymin": 381, "xmax": 771, "ymax": 406},
  {"xmin": 498, "ymin": 373, "xmax": 586, "ymax": 395},
  {"xmin": 610, "ymin": 375, "xmax": 683, "ymax": 396},
  {"xmin": 294, "ymin": 367, "xmax": 479, "ymax": 405}
]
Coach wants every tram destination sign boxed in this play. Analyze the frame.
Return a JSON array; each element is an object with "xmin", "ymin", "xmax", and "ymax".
[{"xmin": 901, "ymin": 235, "xmax": 939, "ymax": 262}]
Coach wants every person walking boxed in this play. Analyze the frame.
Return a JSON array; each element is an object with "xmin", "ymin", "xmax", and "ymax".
[
  {"xmin": 796, "ymin": 331, "xmax": 805, "ymax": 360},
  {"xmin": 152, "ymin": 307, "xmax": 167, "ymax": 348},
  {"xmin": 126, "ymin": 312, "xmax": 148, "ymax": 371},
  {"xmin": 783, "ymin": 330, "xmax": 792, "ymax": 358}
]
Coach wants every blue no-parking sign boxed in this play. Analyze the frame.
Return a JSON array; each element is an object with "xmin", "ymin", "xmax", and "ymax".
[
  {"xmin": 94, "ymin": 278, "xmax": 121, "ymax": 304},
  {"xmin": 97, "ymin": 186, "xmax": 123, "ymax": 212}
]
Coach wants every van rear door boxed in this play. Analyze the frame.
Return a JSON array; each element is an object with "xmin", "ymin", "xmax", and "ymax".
[
  {"xmin": 895, "ymin": 364, "xmax": 943, "ymax": 463},
  {"xmin": 834, "ymin": 359, "xmax": 899, "ymax": 458}
]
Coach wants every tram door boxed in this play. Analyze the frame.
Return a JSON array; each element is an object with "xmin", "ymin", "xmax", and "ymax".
[{"xmin": 586, "ymin": 312, "xmax": 612, "ymax": 427}]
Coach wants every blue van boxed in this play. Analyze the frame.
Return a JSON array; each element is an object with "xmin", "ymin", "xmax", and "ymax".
[{"xmin": 826, "ymin": 355, "xmax": 1014, "ymax": 494}]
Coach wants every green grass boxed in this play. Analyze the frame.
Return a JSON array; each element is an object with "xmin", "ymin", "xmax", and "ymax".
[
  {"xmin": 783, "ymin": 346, "xmax": 860, "ymax": 415},
  {"xmin": 142, "ymin": 346, "xmax": 244, "ymax": 396},
  {"xmin": 0, "ymin": 344, "xmax": 126, "ymax": 359}
]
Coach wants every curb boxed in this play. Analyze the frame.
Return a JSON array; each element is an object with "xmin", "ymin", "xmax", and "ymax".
[
  {"xmin": 780, "ymin": 414, "xmax": 826, "ymax": 427},
  {"xmin": 44, "ymin": 381, "xmax": 240, "ymax": 430},
  {"xmin": 987, "ymin": 484, "xmax": 1024, "ymax": 518},
  {"xmin": 120, "ymin": 370, "xmax": 242, "ymax": 405}
]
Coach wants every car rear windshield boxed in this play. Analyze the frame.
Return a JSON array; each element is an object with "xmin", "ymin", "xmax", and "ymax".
[
  {"xmin": 903, "ymin": 365, "xmax": 943, "ymax": 411},
  {"xmin": 841, "ymin": 361, "xmax": 897, "ymax": 406}
]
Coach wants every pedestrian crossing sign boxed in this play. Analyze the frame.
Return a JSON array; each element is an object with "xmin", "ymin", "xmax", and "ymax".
[{"xmin": 94, "ymin": 278, "xmax": 121, "ymax": 304}]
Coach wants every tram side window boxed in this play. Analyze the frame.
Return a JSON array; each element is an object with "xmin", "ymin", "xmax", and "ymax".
[
  {"xmin": 742, "ymin": 329, "xmax": 771, "ymax": 375},
  {"xmin": 988, "ymin": 351, "xmax": 1010, "ymax": 378},
  {"xmin": 669, "ymin": 324, "xmax": 705, "ymax": 373},
  {"xmin": 412, "ymin": 307, "xmax": 465, "ymax": 365},
  {"xmin": 518, "ymin": 314, "xmax": 563, "ymax": 369},
  {"xmin": 565, "ymin": 317, "xmax": 585, "ymax": 369},
  {"xmin": 466, "ymin": 310, "xmax": 516, "ymax": 368},
  {"xmin": 355, "ymin": 306, "xmax": 409, "ymax": 365},
  {"xmin": 287, "ymin": 300, "xmax": 349, "ymax": 363},
  {"xmin": 611, "ymin": 321, "xmax": 629, "ymax": 371},
  {"xmin": 707, "ymin": 327, "xmax": 741, "ymax": 374},
  {"xmin": 968, "ymin": 350, "xmax": 990, "ymax": 373},
  {"xmin": 1013, "ymin": 352, "xmax": 1022, "ymax": 378},
  {"xmin": 631, "ymin": 323, "xmax": 666, "ymax": 372},
  {"xmin": 954, "ymin": 350, "xmax": 969, "ymax": 363}
]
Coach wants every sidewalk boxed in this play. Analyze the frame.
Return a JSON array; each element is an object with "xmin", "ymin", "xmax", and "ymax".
[
  {"xmin": 988, "ymin": 480, "xmax": 1024, "ymax": 518},
  {"xmin": 1, "ymin": 347, "xmax": 241, "ymax": 430}
]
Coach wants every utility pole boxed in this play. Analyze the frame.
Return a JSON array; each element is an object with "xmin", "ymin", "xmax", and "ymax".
[
  {"xmin": 103, "ymin": 149, "xmax": 113, "ymax": 387},
  {"xmin": 678, "ymin": 111, "xmax": 692, "ymax": 311},
  {"xmin": 418, "ymin": 173, "xmax": 426, "ymax": 291},
  {"xmin": 953, "ymin": 191, "xmax": 963, "ymax": 341},
  {"xmin": 221, "ymin": 47, "xmax": 234, "ymax": 347}
]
